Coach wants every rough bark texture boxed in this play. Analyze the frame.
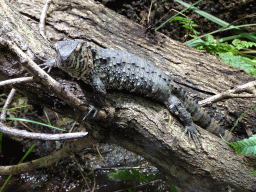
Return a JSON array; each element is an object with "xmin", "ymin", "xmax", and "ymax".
[{"xmin": 0, "ymin": 0, "xmax": 256, "ymax": 191}]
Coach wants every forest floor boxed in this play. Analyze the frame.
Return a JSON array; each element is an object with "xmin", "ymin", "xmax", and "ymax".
[{"xmin": 98, "ymin": 0, "xmax": 256, "ymax": 42}]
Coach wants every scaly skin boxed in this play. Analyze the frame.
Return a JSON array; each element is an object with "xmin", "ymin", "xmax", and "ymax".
[{"xmin": 52, "ymin": 40, "xmax": 237, "ymax": 147}]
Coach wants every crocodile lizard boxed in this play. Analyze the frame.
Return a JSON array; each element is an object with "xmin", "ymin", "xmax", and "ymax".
[{"xmin": 44, "ymin": 40, "xmax": 236, "ymax": 147}]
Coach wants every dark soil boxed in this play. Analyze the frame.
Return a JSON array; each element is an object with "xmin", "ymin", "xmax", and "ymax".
[
  {"xmin": 1, "ymin": 1, "xmax": 256, "ymax": 191},
  {"xmin": 97, "ymin": 0, "xmax": 256, "ymax": 42}
]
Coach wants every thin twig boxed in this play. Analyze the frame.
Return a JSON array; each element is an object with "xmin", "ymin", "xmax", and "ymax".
[
  {"xmin": 71, "ymin": 154, "xmax": 91, "ymax": 191},
  {"xmin": 92, "ymin": 177, "xmax": 96, "ymax": 192},
  {"xmin": 43, "ymin": 108, "xmax": 52, "ymax": 126},
  {"xmin": 0, "ymin": 77, "xmax": 33, "ymax": 87},
  {"xmin": 0, "ymin": 88, "xmax": 16, "ymax": 122},
  {"xmin": 0, "ymin": 37, "xmax": 110, "ymax": 120},
  {"xmin": 18, "ymin": 121, "xmax": 36, "ymax": 133},
  {"xmin": 199, "ymin": 80, "xmax": 256, "ymax": 106},
  {"xmin": 39, "ymin": 0, "xmax": 52, "ymax": 39},
  {"xmin": 0, "ymin": 121, "xmax": 88, "ymax": 140},
  {"xmin": 147, "ymin": 0, "xmax": 153, "ymax": 25},
  {"xmin": 0, "ymin": 38, "xmax": 94, "ymax": 140},
  {"xmin": 94, "ymin": 144, "xmax": 109, "ymax": 166},
  {"xmin": 0, "ymin": 136, "xmax": 98, "ymax": 175}
]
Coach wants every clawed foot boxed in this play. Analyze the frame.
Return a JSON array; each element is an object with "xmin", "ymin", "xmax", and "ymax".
[
  {"xmin": 185, "ymin": 125, "xmax": 203, "ymax": 149},
  {"xmin": 82, "ymin": 104, "xmax": 99, "ymax": 120},
  {"xmin": 39, "ymin": 59, "xmax": 55, "ymax": 73}
]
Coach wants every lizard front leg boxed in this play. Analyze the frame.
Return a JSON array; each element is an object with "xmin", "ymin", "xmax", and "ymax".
[{"xmin": 83, "ymin": 76, "xmax": 107, "ymax": 120}]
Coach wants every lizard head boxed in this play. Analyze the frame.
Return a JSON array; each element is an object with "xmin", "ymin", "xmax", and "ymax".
[
  {"xmin": 55, "ymin": 40, "xmax": 85, "ymax": 62},
  {"xmin": 55, "ymin": 40, "xmax": 94, "ymax": 81}
]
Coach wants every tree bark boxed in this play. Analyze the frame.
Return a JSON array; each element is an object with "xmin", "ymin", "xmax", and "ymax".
[{"xmin": 0, "ymin": 0, "xmax": 256, "ymax": 191}]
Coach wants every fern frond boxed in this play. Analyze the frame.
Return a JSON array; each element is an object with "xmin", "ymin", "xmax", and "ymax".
[
  {"xmin": 232, "ymin": 39, "xmax": 256, "ymax": 50},
  {"xmin": 229, "ymin": 135, "xmax": 256, "ymax": 155}
]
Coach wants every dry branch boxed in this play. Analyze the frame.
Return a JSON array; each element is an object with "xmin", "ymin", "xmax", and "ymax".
[
  {"xmin": 0, "ymin": 37, "xmax": 110, "ymax": 120},
  {"xmin": 199, "ymin": 80, "xmax": 256, "ymax": 106},
  {"xmin": 0, "ymin": 88, "xmax": 16, "ymax": 121},
  {"xmin": 0, "ymin": 37, "xmax": 89, "ymax": 140},
  {"xmin": 0, "ymin": 0, "xmax": 256, "ymax": 191},
  {"xmin": 0, "ymin": 77, "xmax": 33, "ymax": 87},
  {"xmin": 0, "ymin": 136, "xmax": 98, "ymax": 175},
  {"xmin": 39, "ymin": 0, "xmax": 52, "ymax": 39},
  {"xmin": 0, "ymin": 122, "xmax": 88, "ymax": 140}
]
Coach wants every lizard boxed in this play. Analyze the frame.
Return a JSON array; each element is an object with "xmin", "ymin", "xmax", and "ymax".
[{"xmin": 42, "ymin": 40, "xmax": 237, "ymax": 147}]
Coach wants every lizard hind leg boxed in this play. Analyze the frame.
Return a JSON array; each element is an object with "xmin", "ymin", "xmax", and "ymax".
[{"xmin": 164, "ymin": 95, "xmax": 202, "ymax": 148}]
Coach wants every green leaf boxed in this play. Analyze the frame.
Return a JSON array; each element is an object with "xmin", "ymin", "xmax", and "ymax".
[
  {"xmin": 183, "ymin": 25, "xmax": 193, "ymax": 30},
  {"xmin": 174, "ymin": 0, "xmax": 237, "ymax": 29},
  {"xmin": 108, "ymin": 168, "xmax": 155, "ymax": 183},
  {"xmin": 6, "ymin": 117, "xmax": 67, "ymax": 132},
  {"xmin": 156, "ymin": 0, "xmax": 204, "ymax": 31},
  {"xmin": 231, "ymin": 104, "xmax": 256, "ymax": 131},
  {"xmin": 229, "ymin": 135, "xmax": 256, "ymax": 155},
  {"xmin": 169, "ymin": 16, "xmax": 185, "ymax": 22},
  {"xmin": 205, "ymin": 35, "xmax": 214, "ymax": 42},
  {"xmin": 232, "ymin": 39, "xmax": 256, "ymax": 50},
  {"xmin": 108, "ymin": 169, "xmax": 136, "ymax": 181},
  {"xmin": 1, "ymin": 144, "xmax": 35, "ymax": 192},
  {"xmin": 219, "ymin": 52, "xmax": 256, "ymax": 76}
]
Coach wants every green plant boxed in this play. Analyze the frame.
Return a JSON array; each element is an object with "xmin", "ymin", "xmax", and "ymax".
[
  {"xmin": 173, "ymin": 0, "xmax": 256, "ymax": 42},
  {"xmin": 155, "ymin": 0, "xmax": 256, "ymax": 77},
  {"xmin": 194, "ymin": 35, "xmax": 237, "ymax": 54},
  {"xmin": 0, "ymin": 106, "xmax": 68, "ymax": 190},
  {"xmin": 232, "ymin": 39, "xmax": 256, "ymax": 50},
  {"xmin": 108, "ymin": 168, "xmax": 155, "ymax": 191},
  {"xmin": 0, "ymin": 144, "xmax": 35, "ymax": 192},
  {"xmin": 194, "ymin": 35, "xmax": 256, "ymax": 76},
  {"xmin": 108, "ymin": 168, "xmax": 182, "ymax": 191},
  {"xmin": 229, "ymin": 135, "xmax": 256, "ymax": 176},
  {"xmin": 166, "ymin": 181, "xmax": 183, "ymax": 192},
  {"xmin": 170, "ymin": 16, "xmax": 200, "ymax": 38},
  {"xmin": 108, "ymin": 168, "xmax": 155, "ymax": 183},
  {"xmin": 6, "ymin": 117, "xmax": 67, "ymax": 132},
  {"xmin": 231, "ymin": 104, "xmax": 256, "ymax": 132},
  {"xmin": 155, "ymin": 0, "xmax": 204, "ymax": 31},
  {"xmin": 229, "ymin": 135, "xmax": 256, "ymax": 155}
]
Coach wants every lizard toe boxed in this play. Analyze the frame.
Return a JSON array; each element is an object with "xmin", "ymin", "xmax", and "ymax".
[
  {"xmin": 82, "ymin": 104, "xmax": 99, "ymax": 120},
  {"xmin": 185, "ymin": 125, "xmax": 202, "ymax": 149}
]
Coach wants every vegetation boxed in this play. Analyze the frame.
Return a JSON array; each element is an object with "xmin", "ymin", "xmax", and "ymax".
[
  {"xmin": 157, "ymin": 0, "xmax": 256, "ymax": 178},
  {"xmin": 0, "ymin": 144, "xmax": 35, "ymax": 192},
  {"xmin": 1, "ymin": 0, "xmax": 256, "ymax": 190},
  {"xmin": 157, "ymin": 0, "xmax": 256, "ymax": 77},
  {"xmin": 108, "ymin": 168, "xmax": 181, "ymax": 191},
  {"xmin": 229, "ymin": 135, "xmax": 256, "ymax": 155}
]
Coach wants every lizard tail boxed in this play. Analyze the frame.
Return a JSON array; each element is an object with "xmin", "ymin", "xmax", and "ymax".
[{"xmin": 174, "ymin": 86, "xmax": 237, "ymax": 142}]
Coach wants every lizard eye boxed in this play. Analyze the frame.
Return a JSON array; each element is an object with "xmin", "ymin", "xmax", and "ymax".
[{"xmin": 75, "ymin": 43, "xmax": 83, "ymax": 52}]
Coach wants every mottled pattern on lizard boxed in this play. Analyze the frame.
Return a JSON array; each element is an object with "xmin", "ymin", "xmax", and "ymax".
[{"xmin": 52, "ymin": 40, "xmax": 236, "ymax": 147}]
